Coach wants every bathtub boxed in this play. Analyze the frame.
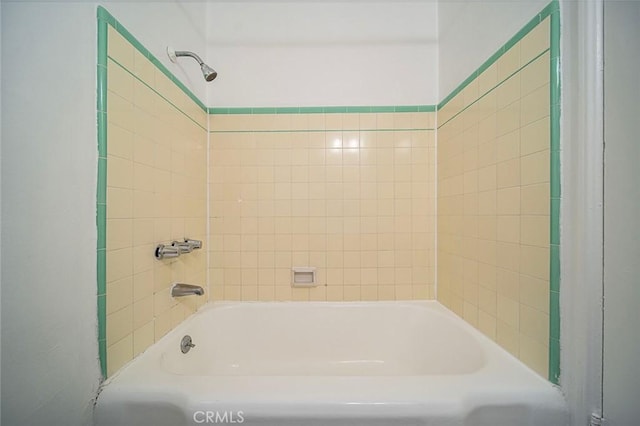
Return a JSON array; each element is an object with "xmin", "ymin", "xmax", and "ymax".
[{"xmin": 94, "ymin": 301, "xmax": 567, "ymax": 426}]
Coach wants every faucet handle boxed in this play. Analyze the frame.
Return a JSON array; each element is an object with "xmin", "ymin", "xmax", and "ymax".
[
  {"xmin": 171, "ymin": 241, "xmax": 193, "ymax": 254},
  {"xmin": 184, "ymin": 239, "xmax": 202, "ymax": 250},
  {"xmin": 155, "ymin": 244, "xmax": 180, "ymax": 259}
]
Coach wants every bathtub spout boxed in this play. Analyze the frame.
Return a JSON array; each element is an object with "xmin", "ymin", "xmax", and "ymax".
[{"xmin": 171, "ymin": 283, "xmax": 204, "ymax": 297}]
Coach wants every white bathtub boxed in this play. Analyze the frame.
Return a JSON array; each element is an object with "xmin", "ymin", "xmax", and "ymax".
[{"xmin": 94, "ymin": 301, "xmax": 567, "ymax": 426}]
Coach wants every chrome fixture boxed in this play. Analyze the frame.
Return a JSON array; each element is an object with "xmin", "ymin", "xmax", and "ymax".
[
  {"xmin": 156, "ymin": 238, "xmax": 203, "ymax": 260},
  {"xmin": 184, "ymin": 239, "xmax": 202, "ymax": 250},
  {"xmin": 180, "ymin": 335, "xmax": 195, "ymax": 354},
  {"xmin": 167, "ymin": 47, "xmax": 217, "ymax": 82},
  {"xmin": 171, "ymin": 283, "xmax": 205, "ymax": 297},
  {"xmin": 171, "ymin": 238, "xmax": 203, "ymax": 254},
  {"xmin": 155, "ymin": 244, "xmax": 180, "ymax": 259},
  {"xmin": 171, "ymin": 240, "xmax": 193, "ymax": 254}
]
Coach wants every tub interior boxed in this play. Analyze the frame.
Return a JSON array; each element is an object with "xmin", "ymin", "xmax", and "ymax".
[{"xmin": 160, "ymin": 302, "xmax": 486, "ymax": 376}]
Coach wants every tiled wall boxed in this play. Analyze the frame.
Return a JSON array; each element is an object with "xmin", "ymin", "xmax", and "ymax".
[
  {"xmin": 104, "ymin": 26, "xmax": 208, "ymax": 376},
  {"xmin": 437, "ymin": 17, "xmax": 551, "ymax": 376},
  {"xmin": 209, "ymin": 112, "xmax": 436, "ymax": 301}
]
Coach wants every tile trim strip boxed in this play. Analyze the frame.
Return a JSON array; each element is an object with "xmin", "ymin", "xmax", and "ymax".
[
  {"xmin": 437, "ymin": 0, "xmax": 559, "ymax": 110},
  {"xmin": 548, "ymin": 0, "xmax": 561, "ymax": 386},
  {"xmin": 208, "ymin": 105, "xmax": 437, "ymax": 115},
  {"xmin": 96, "ymin": 11, "xmax": 108, "ymax": 379}
]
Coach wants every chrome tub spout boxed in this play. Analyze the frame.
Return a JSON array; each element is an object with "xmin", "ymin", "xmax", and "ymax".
[{"xmin": 171, "ymin": 283, "xmax": 204, "ymax": 297}]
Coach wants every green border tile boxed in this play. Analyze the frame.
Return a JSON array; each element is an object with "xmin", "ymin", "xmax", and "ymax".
[
  {"xmin": 207, "ymin": 105, "xmax": 437, "ymax": 115},
  {"xmin": 97, "ymin": 112, "xmax": 107, "ymax": 158},
  {"xmin": 96, "ymin": 6, "xmax": 109, "ymax": 379},
  {"xmin": 98, "ymin": 338, "xmax": 107, "ymax": 378},
  {"xmin": 549, "ymin": 337, "xmax": 561, "ymax": 383},
  {"xmin": 548, "ymin": 0, "xmax": 561, "ymax": 385},
  {"xmin": 550, "ymin": 198, "xmax": 560, "ymax": 245}
]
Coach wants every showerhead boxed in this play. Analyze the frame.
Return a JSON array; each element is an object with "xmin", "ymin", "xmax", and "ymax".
[
  {"xmin": 200, "ymin": 63, "xmax": 218, "ymax": 82},
  {"xmin": 167, "ymin": 47, "xmax": 218, "ymax": 82}
]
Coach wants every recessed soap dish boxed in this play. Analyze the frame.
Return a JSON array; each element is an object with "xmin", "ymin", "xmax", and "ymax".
[{"xmin": 291, "ymin": 267, "xmax": 317, "ymax": 287}]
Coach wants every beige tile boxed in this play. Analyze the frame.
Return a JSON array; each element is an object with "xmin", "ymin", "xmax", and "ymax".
[
  {"xmin": 520, "ymin": 18, "xmax": 550, "ymax": 66},
  {"xmin": 496, "ymin": 267, "xmax": 520, "ymax": 300},
  {"xmin": 478, "ymin": 190, "xmax": 497, "ymax": 215},
  {"xmin": 520, "ymin": 305, "xmax": 549, "ymax": 343},
  {"xmin": 108, "ymin": 60, "xmax": 134, "ymax": 101},
  {"xmin": 521, "ymin": 150, "xmax": 550, "ymax": 186},
  {"xmin": 520, "ymin": 245, "xmax": 550, "ymax": 280},
  {"xmin": 154, "ymin": 309, "xmax": 172, "ymax": 340},
  {"xmin": 133, "ymin": 295, "xmax": 154, "ymax": 329},
  {"xmin": 478, "ymin": 309, "xmax": 497, "ymax": 339},
  {"xmin": 106, "ymin": 333, "xmax": 133, "ymax": 376},
  {"xmin": 497, "ymin": 43, "xmax": 520, "ymax": 82},
  {"xmin": 108, "ymin": 123, "xmax": 134, "ymax": 160},
  {"xmin": 477, "ymin": 63, "xmax": 498, "ymax": 97},
  {"xmin": 521, "ymin": 51, "xmax": 550, "ymax": 96},
  {"xmin": 521, "ymin": 183, "xmax": 549, "ymax": 215},
  {"xmin": 497, "ymin": 74, "xmax": 521, "ymax": 109},
  {"xmin": 497, "ymin": 216, "xmax": 520, "ymax": 243},
  {"xmin": 107, "ymin": 305, "xmax": 133, "ymax": 344},
  {"xmin": 133, "ymin": 269, "xmax": 154, "ymax": 302},
  {"xmin": 496, "ymin": 101, "xmax": 520, "ymax": 137},
  {"xmin": 106, "ymin": 248, "xmax": 133, "ymax": 283},
  {"xmin": 496, "ymin": 320, "xmax": 519, "ymax": 357},
  {"xmin": 521, "ymin": 117, "xmax": 550, "ymax": 156},
  {"xmin": 133, "ymin": 321, "xmax": 154, "ymax": 357},
  {"xmin": 496, "ymin": 242, "xmax": 520, "ymax": 273},
  {"xmin": 106, "ymin": 276, "xmax": 133, "ymax": 315},
  {"xmin": 108, "ymin": 91, "xmax": 135, "ymax": 132},
  {"xmin": 478, "ymin": 285, "xmax": 497, "ymax": 315},
  {"xmin": 496, "ymin": 187, "xmax": 520, "ymax": 215},
  {"xmin": 107, "ymin": 219, "xmax": 133, "ymax": 251},
  {"xmin": 108, "ymin": 27, "xmax": 134, "ymax": 69},
  {"xmin": 520, "ymin": 84, "xmax": 550, "ymax": 126},
  {"xmin": 496, "ymin": 129, "xmax": 520, "ymax": 163},
  {"xmin": 521, "ymin": 215, "xmax": 550, "ymax": 247},
  {"xmin": 520, "ymin": 274, "xmax": 550, "ymax": 313},
  {"xmin": 496, "ymin": 158, "xmax": 520, "ymax": 189},
  {"xmin": 134, "ymin": 51, "xmax": 155, "ymax": 87},
  {"xmin": 519, "ymin": 333, "xmax": 549, "ymax": 378},
  {"xmin": 497, "ymin": 294, "xmax": 519, "ymax": 329}
]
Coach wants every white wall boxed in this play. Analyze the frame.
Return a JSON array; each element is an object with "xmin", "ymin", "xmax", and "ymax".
[
  {"xmin": 204, "ymin": 2, "xmax": 438, "ymax": 107},
  {"xmin": 438, "ymin": 0, "xmax": 548, "ymax": 100},
  {"xmin": 0, "ymin": 2, "xmax": 206, "ymax": 425},
  {"xmin": 603, "ymin": 1, "xmax": 640, "ymax": 424},
  {"xmin": 1, "ymin": 4, "xmax": 101, "ymax": 424}
]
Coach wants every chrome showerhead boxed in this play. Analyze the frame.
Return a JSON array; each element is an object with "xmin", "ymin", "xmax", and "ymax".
[
  {"xmin": 200, "ymin": 63, "xmax": 218, "ymax": 82},
  {"xmin": 167, "ymin": 47, "xmax": 217, "ymax": 82}
]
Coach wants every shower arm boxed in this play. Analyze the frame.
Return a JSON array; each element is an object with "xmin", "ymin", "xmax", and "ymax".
[{"xmin": 174, "ymin": 50, "xmax": 206, "ymax": 66}]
